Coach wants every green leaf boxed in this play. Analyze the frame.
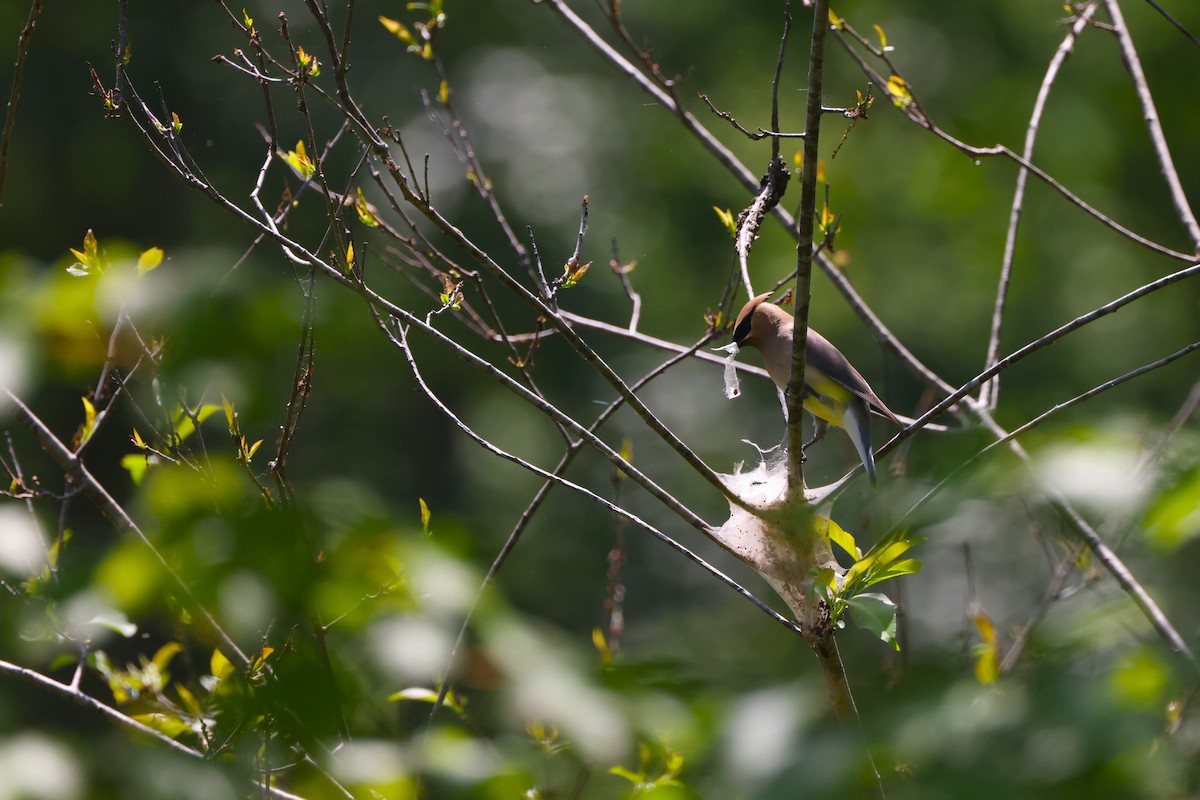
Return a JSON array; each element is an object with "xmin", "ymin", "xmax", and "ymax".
[
  {"xmin": 845, "ymin": 593, "xmax": 899, "ymax": 649},
  {"xmin": 120, "ymin": 452, "xmax": 155, "ymax": 484},
  {"xmin": 175, "ymin": 683, "xmax": 203, "ymax": 717},
  {"xmin": 608, "ymin": 766, "xmax": 643, "ymax": 784},
  {"xmin": 1143, "ymin": 467, "xmax": 1200, "ymax": 550},
  {"xmin": 132, "ymin": 712, "xmax": 192, "ymax": 739},
  {"xmin": 171, "ymin": 403, "xmax": 220, "ymax": 443}
]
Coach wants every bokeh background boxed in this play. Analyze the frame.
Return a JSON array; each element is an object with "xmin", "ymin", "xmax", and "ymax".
[{"xmin": 1, "ymin": 1, "xmax": 1199, "ymax": 797}]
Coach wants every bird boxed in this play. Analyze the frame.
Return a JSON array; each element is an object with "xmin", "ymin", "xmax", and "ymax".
[{"xmin": 730, "ymin": 292, "xmax": 900, "ymax": 486}]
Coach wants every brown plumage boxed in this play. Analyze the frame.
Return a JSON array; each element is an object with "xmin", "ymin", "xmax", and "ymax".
[{"xmin": 731, "ymin": 293, "xmax": 898, "ymax": 484}]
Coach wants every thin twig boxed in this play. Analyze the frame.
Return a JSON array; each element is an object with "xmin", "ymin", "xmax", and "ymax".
[
  {"xmin": 0, "ymin": 0, "xmax": 42, "ymax": 206},
  {"xmin": 0, "ymin": 658, "xmax": 308, "ymax": 800},
  {"xmin": 980, "ymin": 6, "xmax": 1097, "ymax": 410},
  {"xmin": 4, "ymin": 390, "xmax": 252, "ymax": 672},
  {"xmin": 1104, "ymin": 0, "xmax": 1200, "ymax": 253}
]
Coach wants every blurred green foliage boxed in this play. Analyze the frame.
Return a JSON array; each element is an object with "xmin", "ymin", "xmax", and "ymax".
[{"xmin": 1, "ymin": 1, "xmax": 1200, "ymax": 798}]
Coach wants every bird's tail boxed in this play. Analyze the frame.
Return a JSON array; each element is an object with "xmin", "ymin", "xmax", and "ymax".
[{"xmin": 843, "ymin": 398, "xmax": 877, "ymax": 487}]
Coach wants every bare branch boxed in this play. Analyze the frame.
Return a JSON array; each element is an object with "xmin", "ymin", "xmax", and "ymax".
[
  {"xmin": 980, "ymin": 6, "xmax": 1097, "ymax": 410},
  {"xmin": 1104, "ymin": 0, "xmax": 1200, "ymax": 252},
  {"xmin": 0, "ymin": 0, "xmax": 42, "ymax": 206}
]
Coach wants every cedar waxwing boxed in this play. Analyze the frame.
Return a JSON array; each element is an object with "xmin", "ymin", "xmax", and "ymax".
[{"xmin": 731, "ymin": 293, "xmax": 900, "ymax": 486}]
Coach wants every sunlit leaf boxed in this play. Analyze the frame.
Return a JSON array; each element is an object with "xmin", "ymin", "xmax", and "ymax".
[
  {"xmin": 210, "ymin": 648, "xmax": 234, "ymax": 682},
  {"xmin": 713, "ymin": 206, "xmax": 737, "ymax": 238},
  {"xmin": 68, "ymin": 229, "xmax": 107, "ymax": 277},
  {"xmin": 379, "ymin": 15, "xmax": 413, "ymax": 43},
  {"xmin": 873, "ymin": 23, "xmax": 893, "ymax": 51},
  {"xmin": 79, "ymin": 396, "xmax": 98, "ymax": 446},
  {"xmin": 221, "ymin": 393, "xmax": 235, "ymax": 430},
  {"xmin": 592, "ymin": 627, "xmax": 613, "ymax": 667},
  {"xmin": 886, "ymin": 74, "xmax": 913, "ymax": 108},
  {"xmin": 136, "ymin": 246, "xmax": 164, "ymax": 275},
  {"xmin": 818, "ymin": 517, "xmax": 860, "ymax": 560},
  {"xmin": 389, "ymin": 686, "xmax": 464, "ymax": 714},
  {"xmin": 296, "ymin": 45, "xmax": 320, "ymax": 76},
  {"xmin": 419, "ymin": 497, "xmax": 431, "ymax": 535},
  {"xmin": 172, "ymin": 403, "xmax": 220, "ymax": 442},
  {"xmin": 175, "ymin": 683, "xmax": 203, "ymax": 717},
  {"xmin": 971, "ymin": 607, "xmax": 1000, "ymax": 683},
  {"xmin": 151, "ymin": 642, "xmax": 183, "ymax": 676},
  {"xmin": 561, "ymin": 260, "xmax": 590, "ymax": 289},
  {"xmin": 251, "ymin": 646, "xmax": 275, "ymax": 673},
  {"xmin": 170, "ymin": 112, "xmax": 182, "ymax": 133},
  {"xmin": 828, "ymin": 9, "xmax": 844, "ymax": 30},
  {"xmin": 132, "ymin": 712, "xmax": 192, "ymax": 739},
  {"xmin": 279, "ymin": 139, "xmax": 316, "ymax": 181},
  {"xmin": 353, "ymin": 187, "xmax": 380, "ymax": 227}
]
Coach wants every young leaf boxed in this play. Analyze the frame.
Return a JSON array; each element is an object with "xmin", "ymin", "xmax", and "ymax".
[
  {"xmin": 713, "ymin": 206, "xmax": 737, "ymax": 238},
  {"xmin": 872, "ymin": 23, "xmax": 891, "ymax": 51},
  {"xmin": 388, "ymin": 686, "xmax": 464, "ymax": 714},
  {"xmin": 561, "ymin": 260, "xmax": 591, "ymax": 289},
  {"xmin": 418, "ymin": 497, "xmax": 431, "ymax": 535},
  {"xmin": 151, "ymin": 642, "xmax": 183, "ymax": 675},
  {"xmin": 136, "ymin": 247, "xmax": 164, "ymax": 275},
  {"xmin": 379, "ymin": 15, "xmax": 415, "ymax": 45},
  {"xmin": 353, "ymin": 188, "xmax": 380, "ymax": 227},
  {"xmin": 221, "ymin": 394, "xmax": 236, "ymax": 431},
  {"xmin": 210, "ymin": 648, "xmax": 234, "ymax": 682},
  {"xmin": 886, "ymin": 74, "xmax": 913, "ymax": 108},
  {"xmin": 278, "ymin": 140, "xmax": 316, "ymax": 181},
  {"xmin": 132, "ymin": 712, "xmax": 192, "ymax": 739},
  {"xmin": 79, "ymin": 396, "xmax": 98, "ymax": 446},
  {"xmin": 296, "ymin": 45, "xmax": 320, "ymax": 76},
  {"xmin": 817, "ymin": 517, "xmax": 860, "ymax": 560},
  {"xmin": 592, "ymin": 627, "xmax": 613, "ymax": 667},
  {"xmin": 120, "ymin": 453, "xmax": 155, "ymax": 484},
  {"xmin": 971, "ymin": 606, "xmax": 1001, "ymax": 683},
  {"xmin": 68, "ymin": 229, "xmax": 108, "ymax": 277}
]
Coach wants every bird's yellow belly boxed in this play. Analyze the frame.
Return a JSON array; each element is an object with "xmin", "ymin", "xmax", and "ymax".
[{"xmin": 803, "ymin": 370, "xmax": 853, "ymax": 429}]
